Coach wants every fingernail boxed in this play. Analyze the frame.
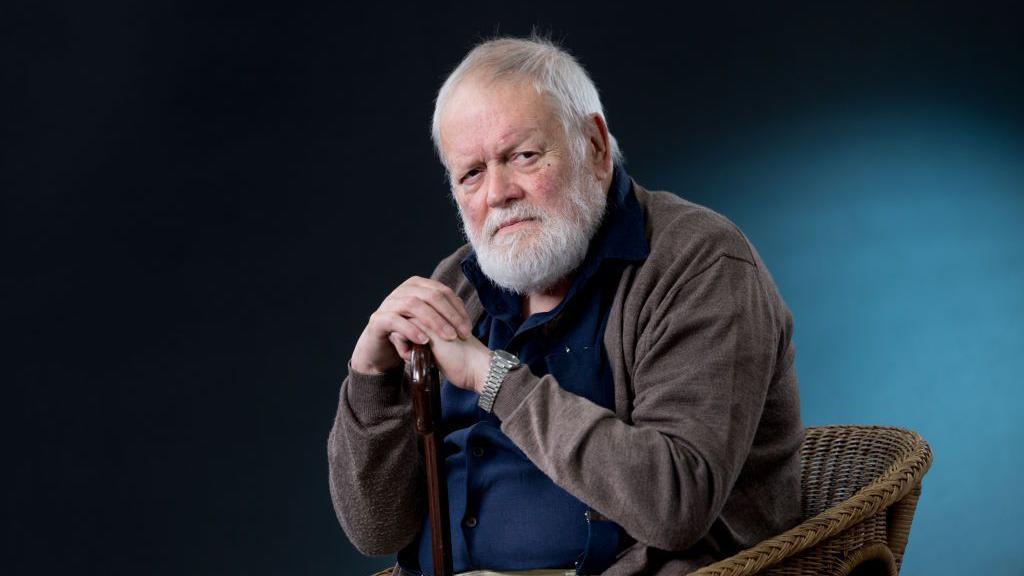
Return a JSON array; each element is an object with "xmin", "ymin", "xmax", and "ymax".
[
  {"xmin": 419, "ymin": 334, "xmax": 429, "ymax": 344},
  {"xmin": 444, "ymin": 325, "xmax": 456, "ymax": 339}
]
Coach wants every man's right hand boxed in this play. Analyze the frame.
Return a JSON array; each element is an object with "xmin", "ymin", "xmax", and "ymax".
[{"xmin": 350, "ymin": 276, "xmax": 474, "ymax": 375}]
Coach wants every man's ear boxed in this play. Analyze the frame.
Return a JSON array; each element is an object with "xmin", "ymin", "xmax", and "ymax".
[{"xmin": 584, "ymin": 113, "xmax": 613, "ymax": 180}]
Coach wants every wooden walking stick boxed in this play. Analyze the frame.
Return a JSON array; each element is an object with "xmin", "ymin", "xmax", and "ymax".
[{"xmin": 408, "ymin": 344, "xmax": 453, "ymax": 576}]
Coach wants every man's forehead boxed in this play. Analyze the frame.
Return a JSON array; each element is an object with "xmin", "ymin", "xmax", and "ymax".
[{"xmin": 439, "ymin": 78, "xmax": 556, "ymax": 166}]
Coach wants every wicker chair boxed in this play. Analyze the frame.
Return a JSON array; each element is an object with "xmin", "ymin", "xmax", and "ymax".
[
  {"xmin": 692, "ymin": 425, "xmax": 932, "ymax": 576},
  {"xmin": 371, "ymin": 425, "xmax": 932, "ymax": 576}
]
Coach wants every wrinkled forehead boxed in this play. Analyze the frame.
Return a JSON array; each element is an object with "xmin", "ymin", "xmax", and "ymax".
[{"xmin": 437, "ymin": 75, "xmax": 567, "ymax": 167}]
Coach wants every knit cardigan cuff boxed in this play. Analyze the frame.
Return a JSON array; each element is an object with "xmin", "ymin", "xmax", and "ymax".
[
  {"xmin": 343, "ymin": 361, "xmax": 407, "ymax": 422},
  {"xmin": 490, "ymin": 363, "xmax": 543, "ymax": 422}
]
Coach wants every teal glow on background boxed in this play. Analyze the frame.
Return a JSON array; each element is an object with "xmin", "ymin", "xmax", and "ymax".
[{"xmin": 651, "ymin": 104, "xmax": 1024, "ymax": 574}]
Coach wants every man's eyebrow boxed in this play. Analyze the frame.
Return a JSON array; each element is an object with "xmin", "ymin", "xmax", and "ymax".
[
  {"xmin": 449, "ymin": 155, "xmax": 480, "ymax": 175},
  {"xmin": 449, "ymin": 129, "xmax": 543, "ymax": 173},
  {"xmin": 487, "ymin": 130, "xmax": 544, "ymax": 162},
  {"xmin": 496, "ymin": 132, "xmax": 541, "ymax": 156}
]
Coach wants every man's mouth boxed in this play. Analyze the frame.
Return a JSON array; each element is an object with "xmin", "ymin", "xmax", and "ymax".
[{"xmin": 494, "ymin": 217, "xmax": 535, "ymax": 235}]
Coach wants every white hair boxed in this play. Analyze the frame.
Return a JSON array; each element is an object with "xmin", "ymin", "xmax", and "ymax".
[{"xmin": 431, "ymin": 35, "xmax": 623, "ymax": 172}]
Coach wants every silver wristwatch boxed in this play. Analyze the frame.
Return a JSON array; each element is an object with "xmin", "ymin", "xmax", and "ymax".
[{"xmin": 478, "ymin": 349, "xmax": 520, "ymax": 413}]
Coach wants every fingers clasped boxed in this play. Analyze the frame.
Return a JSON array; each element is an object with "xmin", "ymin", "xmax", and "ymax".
[{"xmin": 353, "ymin": 276, "xmax": 474, "ymax": 373}]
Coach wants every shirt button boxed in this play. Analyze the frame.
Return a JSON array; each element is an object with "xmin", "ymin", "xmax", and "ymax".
[
  {"xmin": 464, "ymin": 516, "xmax": 478, "ymax": 528},
  {"xmin": 471, "ymin": 446, "xmax": 485, "ymax": 457}
]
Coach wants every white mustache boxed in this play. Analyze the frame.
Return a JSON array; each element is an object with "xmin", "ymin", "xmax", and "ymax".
[{"xmin": 483, "ymin": 204, "xmax": 547, "ymax": 238}]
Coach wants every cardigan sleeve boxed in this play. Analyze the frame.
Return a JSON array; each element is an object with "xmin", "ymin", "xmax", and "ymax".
[
  {"xmin": 326, "ymin": 363, "xmax": 425, "ymax": 555},
  {"xmin": 325, "ymin": 246, "xmax": 472, "ymax": 558},
  {"xmin": 490, "ymin": 255, "xmax": 781, "ymax": 552}
]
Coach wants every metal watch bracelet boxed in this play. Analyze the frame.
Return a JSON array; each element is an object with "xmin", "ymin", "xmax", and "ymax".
[{"xmin": 478, "ymin": 349, "xmax": 519, "ymax": 413}]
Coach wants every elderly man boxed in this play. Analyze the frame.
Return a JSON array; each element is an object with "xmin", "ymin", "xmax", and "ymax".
[{"xmin": 328, "ymin": 37, "xmax": 804, "ymax": 576}]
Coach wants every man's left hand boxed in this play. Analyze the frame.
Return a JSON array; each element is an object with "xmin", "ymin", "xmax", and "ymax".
[{"xmin": 413, "ymin": 319, "xmax": 492, "ymax": 395}]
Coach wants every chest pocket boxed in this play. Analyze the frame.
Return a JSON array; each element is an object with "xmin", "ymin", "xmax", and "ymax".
[{"xmin": 543, "ymin": 344, "xmax": 615, "ymax": 412}]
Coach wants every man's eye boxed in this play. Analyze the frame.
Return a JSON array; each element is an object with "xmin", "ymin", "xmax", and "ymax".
[
  {"xmin": 460, "ymin": 169, "xmax": 481, "ymax": 184},
  {"xmin": 515, "ymin": 151, "xmax": 539, "ymax": 162}
]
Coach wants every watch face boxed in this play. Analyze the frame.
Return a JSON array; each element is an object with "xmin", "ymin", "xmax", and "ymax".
[{"xmin": 495, "ymin": 349, "xmax": 519, "ymax": 365}]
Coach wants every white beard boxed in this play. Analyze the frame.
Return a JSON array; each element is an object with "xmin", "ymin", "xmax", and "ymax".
[{"xmin": 459, "ymin": 163, "xmax": 608, "ymax": 295}]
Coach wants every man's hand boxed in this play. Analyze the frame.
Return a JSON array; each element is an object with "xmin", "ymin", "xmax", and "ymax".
[
  {"xmin": 350, "ymin": 276, "xmax": 473, "ymax": 375},
  {"xmin": 416, "ymin": 320, "xmax": 492, "ymax": 395}
]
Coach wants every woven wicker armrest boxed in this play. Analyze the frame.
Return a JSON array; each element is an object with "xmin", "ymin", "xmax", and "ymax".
[{"xmin": 689, "ymin": 426, "xmax": 932, "ymax": 576}]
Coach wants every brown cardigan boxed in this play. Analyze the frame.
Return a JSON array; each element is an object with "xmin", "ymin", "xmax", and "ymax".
[{"xmin": 328, "ymin": 183, "xmax": 804, "ymax": 575}]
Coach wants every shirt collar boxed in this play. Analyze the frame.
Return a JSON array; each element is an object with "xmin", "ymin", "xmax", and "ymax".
[{"xmin": 460, "ymin": 164, "xmax": 649, "ymax": 324}]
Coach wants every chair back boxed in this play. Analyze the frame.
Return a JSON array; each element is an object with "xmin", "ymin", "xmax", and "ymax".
[
  {"xmin": 800, "ymin": 425, "xmax": 926, "ymax": 517},
  {"xmin": 693, "ymin": 425, "xmax": 932, "ymax": 576}
]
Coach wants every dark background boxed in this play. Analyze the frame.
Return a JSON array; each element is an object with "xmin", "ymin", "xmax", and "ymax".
[{"xmin": 5, "ymin": 2, "xmax": 1023, "ymax": 574}]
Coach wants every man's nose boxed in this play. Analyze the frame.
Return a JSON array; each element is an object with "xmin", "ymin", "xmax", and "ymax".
[{"xmin": 485, "ymin": 164, "xmax": 524, "ymax": 208}]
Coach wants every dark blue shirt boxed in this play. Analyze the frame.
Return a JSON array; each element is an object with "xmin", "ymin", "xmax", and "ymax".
[{"xmin": 399, "ymin": 165, "xmax": 648, "ymax": 576}]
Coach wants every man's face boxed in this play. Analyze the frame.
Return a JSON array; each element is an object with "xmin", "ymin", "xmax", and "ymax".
[{"xmin": 438, "ymin": 77, "xmax": 607, "ymax": 294}]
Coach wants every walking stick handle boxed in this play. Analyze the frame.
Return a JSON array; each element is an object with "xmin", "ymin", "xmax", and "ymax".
[{"xmin": 408, "ymin": 344, "xmax": 453, "ymax": 576}]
